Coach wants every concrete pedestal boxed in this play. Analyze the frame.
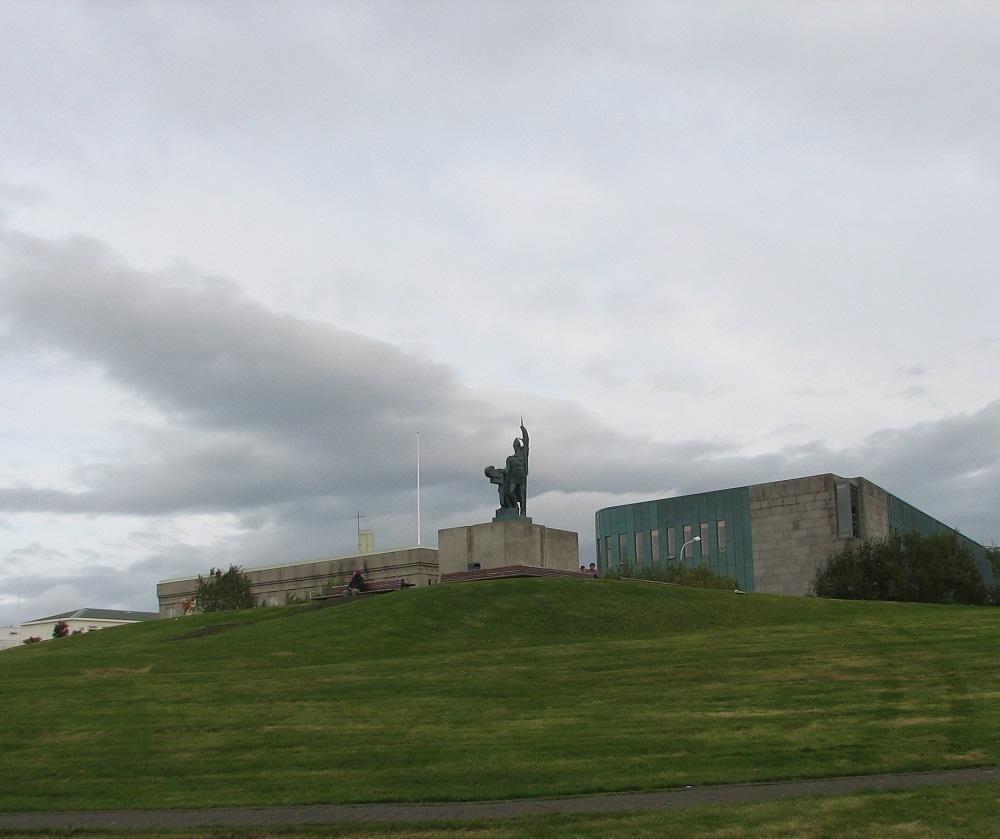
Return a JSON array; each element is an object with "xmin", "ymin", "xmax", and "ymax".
[{"xmin": 438, "ymin": 518, "xmax": 579, "ymax": 576}]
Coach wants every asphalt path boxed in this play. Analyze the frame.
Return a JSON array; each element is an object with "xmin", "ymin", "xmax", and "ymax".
[{"xmin": 1, "ymin": 767, "xmax": 998, "ymax": 831}]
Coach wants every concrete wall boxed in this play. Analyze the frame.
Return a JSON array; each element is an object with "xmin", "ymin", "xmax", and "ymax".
[
  {"xmin": 857, "ymin": 478, "xmax": 891, "ymax": 540},
  {"xmin": 158, "ymin": 546, "xmax": 440, "ymax": 617},
  {"xmin": 750, "ymin": 474, "xmax": 857, "ymax": 596},
  {"xmin": 438, "ymin": 520, "xmax": 579, "ymax": 575}
]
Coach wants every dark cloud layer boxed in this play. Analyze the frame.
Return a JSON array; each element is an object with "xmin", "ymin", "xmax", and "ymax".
[
  {"xmin": 3, "ymin": 222, "xmax": 999, "ymax": 530},
  {"xmin": 2, "ymin": 4, "xmax": 999, "ymax": 629},
  {"xmin": 1, "ymin": 221, "xmax": 999, "ymax": 621}
]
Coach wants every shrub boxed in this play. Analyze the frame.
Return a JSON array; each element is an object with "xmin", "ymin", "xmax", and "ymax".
[
  {"xmin": 194, "ymin": 565, "xmax": 258, "ymax": 612},
  {"xmin": 812, "ymin": 531, "xmax": 990, "ymax": 606},
  {"xmin": 988, "ymin": 545, "xmax": 1000, "ymax": 604},
  {"xmin": 611, "ymin": 563, "xmax": 739, "ymax": 590},
  {"xmin": 52, "ymin": 621, "xmax": 70, "ymax": 639},
  {"xmin": 22, "ymin": 636, "xmax": 42, "ymax": 645}
]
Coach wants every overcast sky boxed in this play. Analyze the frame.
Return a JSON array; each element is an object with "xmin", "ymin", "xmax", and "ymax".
[{"xmin": 2, "ymin": 1, "xmax": 998, "ymax": 625}]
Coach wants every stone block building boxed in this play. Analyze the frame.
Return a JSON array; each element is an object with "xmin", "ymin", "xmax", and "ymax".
[{"xmin": 595, "ymin": 474, "xmax": 992, "ymax": 596}]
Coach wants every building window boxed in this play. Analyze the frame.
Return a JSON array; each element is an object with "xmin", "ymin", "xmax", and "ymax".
[
  {"xmin": 716, "ymin": 519, "xmax": 726, "ymax": 552},
  {"xmin": 700, "ymin": 522, "xmax": 709, "ymax": 558},
  {"xmin": 635, "ymin": 532, "xmax": 644, "ymax": 564},
  {"xmin": 651, "ymin": 529, "xmax": 660, "ymax": 563},
  {"xmin": 836, "ymin": 483, "xmax": 861, "ymax": 538},
  {"xmin": 605, "ymin": 536, "xmax": 613, "ymax": 566},
  {"xmin": 667, "ymin": 527, "xmax": 676, "ymax": 559},
  {"xmin": 619, "ymin": 533, "xmax": 629, "ymax": 567},
  {"xmin": 683, "ymin": 524, "xmax": 693, "ymax": 550}
]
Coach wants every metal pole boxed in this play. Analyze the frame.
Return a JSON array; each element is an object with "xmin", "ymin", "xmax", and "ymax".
[
  {"xmin": 416, "ymin": 431, "xmax": 421, "ymax": 546},
  {"xmin": 678, "ymin": 536, "xmax": 701, "ymax": 566}
]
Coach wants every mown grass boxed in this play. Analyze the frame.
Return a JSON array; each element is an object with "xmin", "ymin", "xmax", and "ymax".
[
  {"xmin": 2, "ymin": 783, "xmax": 1000, "ymax": 838},
  {"xmin": 1, "ymin": 578, "xmax": 999, "ymax": 812}
]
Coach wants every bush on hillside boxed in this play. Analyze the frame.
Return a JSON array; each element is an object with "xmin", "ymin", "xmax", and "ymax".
[
  {"xmin": 22, "ymin": 636, "xmax": 41, "ymax": 645},
  {"xmin": 612, "ymin": 563, "xmax": 739, "ymax": 590},
  {"xmin": 988, "ymin": 545, "xmax": 1000, "ymax": 603},
  {"xmin": 812, "ymin": 531, "xmax": 990, "ymax": 606},
  {"xmin": 195, "ymin": 565, "xmax": 258, "ymax": 612},
  {"xmin": 52, "ymin": 620, "xmax": 70, "ymax": 639}
]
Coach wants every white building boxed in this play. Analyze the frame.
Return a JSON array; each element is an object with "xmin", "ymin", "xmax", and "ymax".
[
  {"xmin": 0, "ymin": 625, "xmax": 19, "ymax": 652},
  {"xmin": 12, "ymin": 608, "xmax": 159, "ymax": 646}
]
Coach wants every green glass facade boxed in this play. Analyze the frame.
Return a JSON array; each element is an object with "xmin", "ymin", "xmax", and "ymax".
[
  {"xmin": 595, "ymin": 486, "xmax": 755, "ymax": 591},
  {"xmin": 595, "ymin": 475, "xmax": 994, "ymax": 595}
]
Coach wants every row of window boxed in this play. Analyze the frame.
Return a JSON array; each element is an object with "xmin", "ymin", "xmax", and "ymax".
[{"xmin": 603, "ymin": 519, "xmax": 728, "ymax": 565}]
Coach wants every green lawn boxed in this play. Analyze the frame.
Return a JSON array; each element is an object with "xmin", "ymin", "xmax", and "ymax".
[{"xmin": 2, "ymin": 578, "xmax": 999, "ymax": 812}]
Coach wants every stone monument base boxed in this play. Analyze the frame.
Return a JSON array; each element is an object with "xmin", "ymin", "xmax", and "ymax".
[
  {"xmin": 438, "ymin": 518, "xmax": 579, "ymax": 576},
  {"xmin": 493, "ymin": 507, "xmax": 531, "ymax": 523}
]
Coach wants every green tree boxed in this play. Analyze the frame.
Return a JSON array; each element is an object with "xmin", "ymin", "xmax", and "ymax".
[
  {"xmin": 194, "ymin": 565, "xmax": 258, "ymax": 612},
  {"xmin": 812, "ymin": 531, "xmax": 990, "ymax": 605}
]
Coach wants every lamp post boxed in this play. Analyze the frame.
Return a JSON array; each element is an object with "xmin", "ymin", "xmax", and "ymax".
[{"xmin": 678, "ymin": 535, "xmax": 701, "ymax": 565}]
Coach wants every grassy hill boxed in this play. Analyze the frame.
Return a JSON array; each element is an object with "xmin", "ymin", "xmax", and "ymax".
[{"xmin": 2, "ymin": 578, "xmax": 999, "ymax": 812}]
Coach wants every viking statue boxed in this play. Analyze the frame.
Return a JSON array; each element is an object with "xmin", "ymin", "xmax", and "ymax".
[{"xmin": 484, "ymin": 419, "xmax": 529, "ymax": 517}]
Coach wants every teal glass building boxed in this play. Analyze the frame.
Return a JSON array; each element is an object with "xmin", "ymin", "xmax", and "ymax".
[{"xmin": 595, "ymin": 473, "xmax": 993, "ymax": 595}]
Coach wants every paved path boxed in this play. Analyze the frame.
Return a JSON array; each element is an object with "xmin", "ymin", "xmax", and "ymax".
[{"xmin": 2, "ymin": 767, "xmax": 998, "ymax": 830}]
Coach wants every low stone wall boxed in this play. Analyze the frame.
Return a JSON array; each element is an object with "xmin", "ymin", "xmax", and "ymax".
[{"xmin": 157, "ymin": 546, "xmax": 439, "ymax": 617}]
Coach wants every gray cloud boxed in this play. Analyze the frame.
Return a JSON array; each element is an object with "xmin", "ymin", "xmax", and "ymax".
[
  {"xmin": 892, "ymin": 386, "xmax": 928, "ymax": 400},
  {"xmin": 2, "ymin": 223, "xmax": 998, "ymax": 555},
  {"xmin": 0, "ymin": 224, "xmax": 762, "ymax": 524},
  {"xmin": 2, "ymin": 4, "xmax": 1000, "ymax": 625},
  {"xmin": 894, "ymin": 364, "xmax": 928, "ymax": 379},
  {"xmin": 0, "ymin": 225, "xmax": 490, "ymax": 512}
]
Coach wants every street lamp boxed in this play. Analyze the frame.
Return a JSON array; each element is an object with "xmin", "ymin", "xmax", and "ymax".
[{"xmin": 677, "ymin": 535, "xmax": 701, "ymax": 565}]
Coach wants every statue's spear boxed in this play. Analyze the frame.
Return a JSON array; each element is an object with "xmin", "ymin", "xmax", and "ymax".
[{"xmin": 520, "ymin": 416, "xmax": 528, "ymax": 516}]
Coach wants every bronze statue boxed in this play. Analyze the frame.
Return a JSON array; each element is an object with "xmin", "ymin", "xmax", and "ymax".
[{"xmin": 484, "ymin": 419, "xmax": 529, "ymax": 517}]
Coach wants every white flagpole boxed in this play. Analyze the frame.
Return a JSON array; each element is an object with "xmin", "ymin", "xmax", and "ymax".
[{"xmin": 416, "ymin": 431, "xmax": 421, "ymax": 546}]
